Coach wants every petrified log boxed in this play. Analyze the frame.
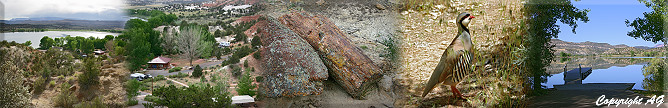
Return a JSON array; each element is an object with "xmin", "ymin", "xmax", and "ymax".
[
  {"xmin": 257, "ymin": 16, "xmax": 329, "ymax": 97},
  {"xmin": 279, "ymin": 12, "xmax": 382, "ymax": 99}
]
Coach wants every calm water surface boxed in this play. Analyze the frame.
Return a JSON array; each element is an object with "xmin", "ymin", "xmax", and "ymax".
[
  {"xmin": 2, "ymin": 31, "xmax": 120, "ymax": 48},
  {"xmin": 542, "ymin": 57, "xmax": 664, "ymax": 90}
]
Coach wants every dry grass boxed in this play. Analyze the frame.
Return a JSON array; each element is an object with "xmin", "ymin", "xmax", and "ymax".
[{"xmin": 397, "ymin": 0, "xmax": 527, "ymax": 107}]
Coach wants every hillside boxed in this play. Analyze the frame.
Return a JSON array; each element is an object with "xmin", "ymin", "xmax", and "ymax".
[
  {"xmin": 1, "ymin": 19, "xmax": 125, "ymax": 31},
  {"xmin": 552, "ymin": 39, "xmax": 665, "ymax": 56}
]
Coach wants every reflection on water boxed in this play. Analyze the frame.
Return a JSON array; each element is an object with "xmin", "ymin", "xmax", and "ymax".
[
  {"xmin": 543, "ymin": 57, "xmax": 665, "ymax": 90},
  {"xmin": 641, "ymin": 58, "xmax": 667, "ymax": 92}
]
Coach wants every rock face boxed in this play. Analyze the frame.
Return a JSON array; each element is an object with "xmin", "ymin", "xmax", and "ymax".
[
  {"xmin": 278, "ymin": 12, "xmax": 383, "ymax": 99},
  {"xmin": 257, "ymin": 16, "xmax": 329, "ymax": 97}
]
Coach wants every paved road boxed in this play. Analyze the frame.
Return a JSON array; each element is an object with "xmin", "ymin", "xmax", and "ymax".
[{"xmin": 145, "ymin": 59, "xmax": 224, "ymax": 77}]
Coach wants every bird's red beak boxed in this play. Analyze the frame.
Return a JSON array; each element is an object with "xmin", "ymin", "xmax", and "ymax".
[{"xmin": 470, "ymin": 16, "xmax": 475, "ymax": 19}]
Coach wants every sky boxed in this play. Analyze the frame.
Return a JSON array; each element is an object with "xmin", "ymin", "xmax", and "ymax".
[
  {"xmin": 0, "ymin": 0, "xmax": 127, "ymax": 21},
  {"xmin": 556, "ymin": 0, "xmax": 661, "ymax": 47}
]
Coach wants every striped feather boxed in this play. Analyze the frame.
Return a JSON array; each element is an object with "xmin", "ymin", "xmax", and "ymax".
[{"xmin": 452, "ymin": 50, "xmax": 472, "ymax": 83}]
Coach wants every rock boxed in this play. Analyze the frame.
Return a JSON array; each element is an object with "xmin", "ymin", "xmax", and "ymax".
[
  {"xmin": 257, "ymin": 16, "xmax": 329, "ymax": 98},
  {"xmin": 279, "ymin": 12, "xmax": 383, "ymax": 99},
  {"xmin": 316, "ymin": 0, "xmax": 325, "ymax": 5},
  {"xmin": 379, "ymin": 75, "xmax": 393, "ymax": 92},
  {"xmin": 375, "ymin": 4, "xmax": 386, "ymax": 10}
]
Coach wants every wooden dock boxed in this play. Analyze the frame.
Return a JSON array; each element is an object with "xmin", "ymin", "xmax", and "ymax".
[{"xmin": 563, "ymin": 67, "xmax": 592, "ymax": 84}]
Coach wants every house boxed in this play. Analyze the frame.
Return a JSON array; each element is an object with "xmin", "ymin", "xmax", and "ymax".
[{"xmin": 147, "ymin": 56, "xmax": 172, "ymax": 70}]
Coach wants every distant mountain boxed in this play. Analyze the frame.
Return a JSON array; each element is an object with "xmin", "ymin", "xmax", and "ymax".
[
  {"xmin": 1, "ymin": 18, "xmax": 125, "ymax": 31},
  {"xmin": 9, "ymin": 17, "xmax": 80, "ymax": 21},
  {"xmin": 634, "ymin": 46, "xmax": 653, "ymax": 49},
  {"xmin": 655, "ymin": 44, "xmax": 665, "ymax": 48},
  {"xmin": 551, "ymin": 39, "xmax": 651, "ymax": 55}
]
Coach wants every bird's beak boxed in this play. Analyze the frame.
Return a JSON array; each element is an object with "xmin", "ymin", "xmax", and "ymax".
[{"xmin": 470, "ymin": 16, "xmax": 476, "ymax": 19}]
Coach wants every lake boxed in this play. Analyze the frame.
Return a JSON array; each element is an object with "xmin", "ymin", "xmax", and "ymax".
[
  {"xmin": 543, "ymin": 57, "xmax": 665, "ymax": 90},
  {"xmin": 1, "ymin": 31, "xmax": 120, "ymax": 48}
]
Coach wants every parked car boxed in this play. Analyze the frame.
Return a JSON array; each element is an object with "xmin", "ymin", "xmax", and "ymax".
[
  {"xmin": 130, "ymin": 73, "xmax": 152, "ymax": 81},
  {"xmin": 231, "ymin": 95, "xmax": 256, "ymax": 107}
]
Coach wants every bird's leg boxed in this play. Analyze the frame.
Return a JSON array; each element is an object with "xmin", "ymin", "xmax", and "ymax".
[{"xmin": 450, "ymin": 85, "xmax": 463, "ymax": 98}]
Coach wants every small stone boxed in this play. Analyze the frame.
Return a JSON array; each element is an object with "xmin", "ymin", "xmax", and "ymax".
[
  {"xmin": 316, "ymin": 0, "xmax": 325, "ymax": 5},
  {"xmin": 375, "ymin": 4, "xmax": 386, "ymax": 10}
]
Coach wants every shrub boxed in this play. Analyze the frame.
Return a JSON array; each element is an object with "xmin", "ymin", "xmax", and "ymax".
[
  {"xmin": 255, "ymin": 76, "xmax": 264, "ymax": 82},
  {"xmin": 243, "ymin": 60, "xmax": 248, "ymax": 68},
  {"xmin": 192, "ymin": 65, "xmax": 203, "ymax": 77},
  {"xmin": 49, "ymin": 80, "xmax": 57, "ymax": 87},
  {"xmin": 200, "ymin": 76, "xmax": 207, "ymax": 82},
  {"xmin": 252, "ymin": 51, "xmax": 261, "ymax": 59},
  {"xmin": 168, "ymin": 72, "xmax": 189, "ymax": 78},
  {"xmin": 78, "ymin": 58, "xmax": 100, "ymax": 91},
  {"xmin": 125, "ymin": 80, "xmax": 142, "ymax": 98},
  {"xmin": 251, "ymin": 35, "xmax": 261, "ymax": 48},
  {"xmin": 74, "ymin": 97, "xmax": 105, "ymax": 108},
  {"xmin": 231, "ymin": 65, "xmax": 242, "ymax": 78},
  {"xmin": 152, "ymin": 84, "xmax": 232, "ymax": 107},
  {"xmin": 33, "ymin": 77, "xmax": 47, "ymax": 94},
  {"xmin": 168, "ymin": 67, "xmax": 182, "ymax": 73},
  {"xmin": 53, "ymin": 82, "xmax": 77, "ymax": 108},
  {"xmin": 142, "ymin": 103, "xmax": 157, "ymax": 108},
  {"xmin": 127, "ymin": 99, "xmax": 139, "ymax": 106}
]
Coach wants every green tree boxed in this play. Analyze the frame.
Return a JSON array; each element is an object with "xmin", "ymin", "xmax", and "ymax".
[
  {"xmin": 236, "ymin": 70, "xmax": 256, "ymax": 97},
  {"xmin": 525, "ymin": 0, "xmax": 589, "ymax": 94},
  {"xmin": 192, "ymin": 65, "xmax": 203, "ymax": 77},
  {"xmin": 152, "ymin": 84, "xmax": 232, "ymax": 107},
  {"xmin": 78, "ymin": 58, "xmax": 100, "ymax": 91},
  {"xmin": 22, "ymin": 41, "xmax": 32, "ymax": 47},
  {"xmin": 251, "ymin": 35, "xmax": 261, "ymax": 48},
  {"xmin": 214, "ymin": 29, "xmax": 223, "ymax": 37},
  {"xmin": 40, "ymin": 36, "xmax": 54, "ymax": 50},
  {"xmin": 626, "ymin": 0, "xmax": 667, "ymax": 43}
]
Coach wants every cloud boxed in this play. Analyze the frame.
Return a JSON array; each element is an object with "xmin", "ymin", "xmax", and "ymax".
[{"xmin": 1, "ymin": 0, "xmax": 127, "ymax": 20}]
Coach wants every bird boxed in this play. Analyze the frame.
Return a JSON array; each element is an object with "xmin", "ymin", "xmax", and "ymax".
[{"xmin": 422, "ymin": 12, "xmax": 476, "ymax": 99}]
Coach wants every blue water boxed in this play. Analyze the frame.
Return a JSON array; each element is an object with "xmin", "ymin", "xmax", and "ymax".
[{"xmin": 544, "ymin": 64, "xmax": 647, "ymax": 90}]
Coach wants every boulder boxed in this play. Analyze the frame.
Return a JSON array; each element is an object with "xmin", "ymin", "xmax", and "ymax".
[
  {"xmin": 257, "ymin": 16, "xmax": 329, "ymax": 97},
  {"xmin": 278, "ymin": 12, "xmax": 383, "ymax": 99}
]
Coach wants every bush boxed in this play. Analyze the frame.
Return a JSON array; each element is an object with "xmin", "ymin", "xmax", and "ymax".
[
  {"xmin": 125, "ymin": 80, "xmax": 142, "ymax": 98},
  {"xmin": 231, "ymin": 65, "xmax": 242, "ymax": 78},
  {"xmin": 142, "ymin": 103, "xmax": 157, "ymax": 108},
  {"xmin": 78, "ymin": 58, "xmax": 100, "ymax": 91},
  {"xmin": 192, "ymin": 65, "xmax": 203, "ymax": 77},
  {"xmin": 255, "ymin": 76, "xmax": 264, "ymax": 82},
  {"xmin": 53, "ymin": 82, "xmax": 77, "ymax": 108},
  {"xmin": 243, "ymin": 60, "xmax": 248, "ymax": 68},
  {"xmin": 49, "ymin": 80, "xmax": 57, "ymax": 87},
  {"xmin": 168, "ymin": 67, "xmax": 182, "ymax": 73},
  {"xmin": 143, "ymin": 75, "xmax": 166, "ymax": 82},
  {"xmin": 33, "ymin": 77, "xmax": 47, "ymax": 94},
  {"xmin": 74, "ymin": 97, "xmax": 106, "ymax": 108},
  {"xmin": 152, "ymin": 84, "xmax": 232, "ymax": 107},
  {"xmin": 168, "ymin": 72, "xmax": 189, "ymax": 78},
  {"xmin": 127, "ymin": 99, "xmax": 139, "ymax": 106},
  {"xmin": 252, "ymin": 51, "xmax": 261, "ymax": 59}
]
